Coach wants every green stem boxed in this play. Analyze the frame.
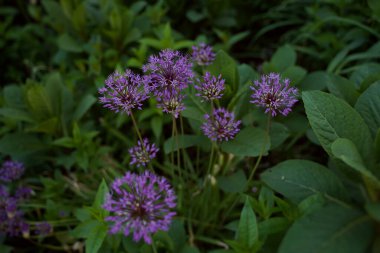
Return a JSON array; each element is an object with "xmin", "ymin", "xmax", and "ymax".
[
  {"xmin": 170, "ymin": 117, "xmax": 176, "ymax": 177},
  {"xmin": 152, "ymin": 240, "xmax": 158, "ymax": 253},
  {"xmin": 173, "ymin": 116, "xmax": 181, "ymax": 176},
  {"xmin": 247, "ymin": 115, "xmax": 271, "ymax": 183},
  {"xmin": 130, "ymin": 112, "xmax": 144, "ymax": 144}
]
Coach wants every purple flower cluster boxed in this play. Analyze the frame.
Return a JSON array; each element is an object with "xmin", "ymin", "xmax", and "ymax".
[
  {"xmin": 34, "ymin": 221, "xmax": 53, "ymax": 236},
  {"xmin": 99, "ymin": 69, "xmax": 148, "ymax": 115},
  {"xmin": 192, "ymin": 43, "xmax": 216, "ymax": 66},
  {"xmin": 0, "ymin": 160, "xmax": 25, "ymax": 182},
  {"xmin": 195, "ymin": 72, "xmax": 225, "ymax": 102},
  {"xmin": 0, "ymin": 185, "xmax": 30, "ymax": 237},
  {"xmin": 250, "ymin": 73, "xmax": 298, "ymax": 116},
  {"xmin": 103, "ymin": 171, "xmax": 176, "ymax": 244},
  {"xmin": 202, "ymin": 108, "xmax": 241, "ymax": 142},
  {"xmin": 129, "ymin": 138, "xmax": 159, "ymax": 167},
  {"xmin": 143, "ymin": 49, "xmax": 193, "ymax": 118}
]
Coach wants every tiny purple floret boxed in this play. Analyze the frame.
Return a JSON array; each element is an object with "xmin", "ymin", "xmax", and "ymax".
[
  {"xmin": 103, "ymin": 171, "xmax": 176, "ymax": 244},
  {"xmin": 0, "ymin": 160, "xmax": 25, "ymax": 182},
  {"xmin": 129, "ymin": 138, "xmax": 159, "ymax": 168},
  {"xmin": 201, "ymin": 108, "xmax": 241, "ymax": 142},
  {"xmin": 99, "ymin": 69, "xmax": 149, "ymax": 115},
  {"xmin": 192, "ymin": 43, "xmax": 215, "ymax": 66},
  {"xmin": 195, "ymin": 72, "xmax": 225, "ymax": 102},
  {"xmin": 250, "ymin": 73, "xmax": 298, "ymax": 117}
]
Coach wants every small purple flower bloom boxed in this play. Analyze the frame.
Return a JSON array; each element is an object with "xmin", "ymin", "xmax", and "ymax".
[
  {"xmin": 143, "ymin": 49, "xmax": 193, "ymax": 96},
  {"xmin": 250, "ymin": 73, "xmax": 298, "ymax": 117},
  {"xmin": 129, "ymin": 138, "xmax": 159, "ymax": 168},
  {"xmin": 103, "ymin": 171, "xmax": 176, "ymax": 244},
  {"xmin": 15, "ymin": 187, "xmax": 33, "ymax": 199},
  {"xmin": 195, "ymin": 72, "xmax": 225, "ymax": 101},
  {"xmin": 192, "ymin": 43, "xmax": 215, "ymax": 66},
  {"xmin": 157, "ymin": 89, "xmax": 185, "ymax": 118},
  {"xmin": 34, "ymin": 221, "xmax": 53, "ymax": 236},
  {"xmin": 202, "ymin": 108, "xmax": 241, "ymax": 142},
  {"xmin": 99, "ymin": 69, "xmax": 149, "ymax": 115},
  {"xmin": 0, "ymin": 160, "xmax": 25, "ymax": 182}
]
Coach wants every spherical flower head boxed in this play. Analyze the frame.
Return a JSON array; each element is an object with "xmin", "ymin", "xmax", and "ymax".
[
  {"xmin": 192, "ymin": 43, "xmax": 215, "ymax": 66},
  {"xmin": 157, "ymin": 89, "xmax": 185, "ymax": 118},
  {"xmin": 129, "ymin": 138, "xmax": 159, "ymax": 168},
  {"xmin": 201, "ymin": 108, "xmax": 241, "ymax": 142},
  {"xmin": 195, "ymin": 72, "xmax": 225, "ymax": 102},
  {"xmin": 250, "ymin": 73, "xmax": 298, "ymax": 117},
  {"xmin": 142, "ymin": 49, "xmax": 193, "ymax": 96},
  {"xmin": 99, "ymin": 69, "xmax": 149, "ymax": 115},
  {"xmin": 0, "ymin": 160, "xmax": 25, "ymax": 182},
  {"xmin": 34, "ymin": 221, "xmax": 53, "ymax": 236},
  {"xmin": 103, "ymin": 171, "xmax": 176, "ymax": 244}
]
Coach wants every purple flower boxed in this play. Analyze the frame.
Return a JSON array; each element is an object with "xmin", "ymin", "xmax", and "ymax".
[
  {"xmin": 143, "ymin": 49, "xmax": 193, "ymax": 96},
  {"xmin": 34, "ymin": 221, "xmax": 52, "ymax": 236},
  {"xmin": 103, "ymin": 171, "xmax": 176, "ymax": 244},
  {"xmin": 202, "ymin": 108, "xmax": 241, "ymax": 142},
  {"xmin": 157, "ymin": 89, "xmax": 185, "ymax": 118},
  {"xmin": 0, "ymin": 160, "xmax": 25, "ymax": 182},
  {"xmin": 250, "ymin": 73, "xmax": 298, "ymax": 117},
  {"xmin": 15, "ymin": 187, "xmax": 33, "ymax": 199},
  {"xmin": 99, "ymin": 69, "xmax": 149, "ymax": 115},
  {"xmin": 129, "ymin": 138, "xmax": 159, "ymax": 167},
  {"xmin": 192, "ymin": 43, "xmax": 215, "ymax": 66},
  {"xmin": 195, "ymin": 72, "xmax": 225, "ymax": 101}
]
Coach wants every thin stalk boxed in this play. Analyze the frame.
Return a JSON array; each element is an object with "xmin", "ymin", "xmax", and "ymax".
[
  {"xmin": 152, "ymin": 240, "xmax": 158, "ymax": 253},
  {"xmin": 247, "ymin": 115, "xmax": 271, "ymax": 183},
  {"xmin": 170, "ymin": 117, "xmax": 176, "ymax": 177},
  {"xmin": 173, "ymin": 116, "xmax": 182, "ymax": 177},
  {"xmin": 130, "ymin": 112, "xmax": 144, "ymax": 144}
]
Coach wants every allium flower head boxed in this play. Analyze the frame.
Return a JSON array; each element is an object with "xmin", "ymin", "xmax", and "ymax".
[
  {"xmin": 192, "ymin": 43, "xmax": 216, "ymax": 66},
  {"xmin": 129, "ymin": 138, "xmax": 159, "ymax": 167},
  {"xmin": 0, "ymin": 160, "xmax": 25, "ymax": 182},
  {"xmin": 99, "ymin": 69, "xmax": 149, "ymax": 115},
  {"xmin": 195, "ymin": 72, "xmax": 225, "ymax": 101},
  {"xmin": 157, "ymin": 89, "xmax": 185, "ymax": 118},
  {"xmin": 143, "ymin": 49, "xmax": 193, "ymax": 96},
  {"xmin": 34, "ymin": 221, "xmax": 53, "ymax": 236},
  {"xmin": 103, "ymin": 171, "xmax": 176, "ymax": 244},
  {"xmin": 202, "ymin": 108, "xmax": 241, "ymax": 142},
  {"xmin": 250, "ymin": 73, "xmax": 298, "ymax": 116}
]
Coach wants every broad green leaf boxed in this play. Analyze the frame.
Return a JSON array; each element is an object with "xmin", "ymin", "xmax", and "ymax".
[
  {"xmin": 270, "ymin": 123, "xmax": 290, "ymax": 149},
  {"xmin": 71, "ymin": 220, "xmax": 100, "ymax": 238},
  {"xmin": 279, "ymin": 204, "xmax": 374, "ymax": 253},
  {"xmin": 237, "ymin": 198, "xmax": 258, "ymax": 248},
  {"xmin": 0, "ymin": 133, "xmax": 45, "ymax": 158},
  {"xmin": 73, "ymin": 94, "xmax": 96, "ymax": 121},
  {"xmin": 300, "ymin": 71, "xmax": 328, "ymax": 91},
  {"xmin": 206, "ymin": 50, "xmax": 239, "ymax": 92},
  {"xmin": 365, "ymin": 203, "xmax": 380, "ymax": 222},
  {"xmin": 0, "ymin": 108, "xmax": 34, "ymax": 122},
  {"xmin": 85, "ymin": 221, "xmax": 108, "ymax": 253},
  {"xmin": 375, "ymin": 129, "xmax": 380, "ymax": 159},
  {"xmin": 57, "ymin": 33, "xmax": 83, "ymax": 52},
  {"xmin": 180, "ymin": 245, "xmax": 200, "ymax": 253},
  {"xmin": 261, "ymin": 160, "xmax": 347, "ymax": 203},
  {"xmin": 355, "ymin": 82, "xmax": 380, "ymax": 137},
  {"xmin": 258, "ymin": 217, "xmax": 290, "ymax": 237},
  {"xmin": 302, "ymin": 91, "xmax": 373, "ymax": 165},
  {"xmin": 331, "ymin": 138, "xmax": 380, "ymax": 187},
  {"xmin": 270, "ymin": 44, "xmax": 296, "ymax": 72},
  {"xmin": 217, "ymin": 170, "xmax": 247, "ymax": 193},
  {"xmin": 151, "ymin": 116, "xmax": 163, "ymax": 140},
  {"xmin": 93, "ymin": 179, "xmax": 109, "ymax": 211},
  {"xmin": 325, "ymin": 74, "xmax": 360, "ymax": 106},
  {"xmin": 27, "ymin": 117, "xmax": 59, "ymax": 134},
  {"xmin": 164, "ymin": 135, "xmax": 210, "ymax": 154},
  {"xmin": 221, "ymin": 127, "xmax": 270, "ymax": 157},
  {"xmin": 168, "ymin": 220, "xmax": 187, "ymax": 252},
  {"xmin": 0, "ymin": 245, "xmax": 12, "ymax": 253},
  {"xmin": 26, "ymin": 84, "xmax": 53, "ymax": 119},
  {"xmin": 3, "ymin": 85, "xmax": 25, "ymax": 109},
  {"xmin": 282, "ymin": 66, "xmax": 307, "ymax": 86}
]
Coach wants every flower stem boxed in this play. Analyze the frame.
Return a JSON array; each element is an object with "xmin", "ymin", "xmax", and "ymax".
[
  {"xmin": 173, "ymin": 116, "xmax": 182, "ymax": 179},
  {"xmin": 247, "ymin": 115, "xmax": 271, "ymax": 183},
  {"xmin": 130, "ymin": 112, "xmax": 143, "ymax": 144},
  {"xmin": 152, "ymin": 240, "xmax": 158, "ymax": 253}
]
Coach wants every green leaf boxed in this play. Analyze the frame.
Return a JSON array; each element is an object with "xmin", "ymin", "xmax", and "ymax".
[
  {"xmin": 26, "ymin": 84, "xmax": 53, "ymax": 119},
  {"xmin": 270, "ymin": 123, "xmax": 290, "ymax": 149},
  {"xmin": 164, "ymin": 135, "xmax": 210, "ymax": 154},
  {"xmin": 325, "ymin": 74, "xmax": 360, "ymax": 106},
  {"xmin": 355, "ymin": 82, "xmax": 380, "ymax": 138},
  {"xmin": 221, "ymin": 127, "xmax": 270, "ymax": 157},
  {"xmin": 270, "ymin": 44, "xmax": 296, "ymax": 72},
  {"xmin": 237, "ymin": 197, "xmax": 258, "ymax": 248},
  {"xmin": 365, "ymin": 203, "xmax": 380, "ymax": 222},
  {"xmin": 217, "ymin": 170, "xmax": 247, "ymax": 193},
  {"xmin": 302, "ymin": 91, "xmax": 373, "ymax": 164},
  {"xmin": 57, "ymin": 33, "xmax": 83, "ymax": 53},
  {"xmin": 258, "ymin": 217, "xmax": 290, "ymax": 237},
  {"xmin": 72, "ymin": 94, "xmax": 96, "ymax": 121},
  {"xmin": 0, "ymin": 133, "xmax": 45, "ymax": 158},
  {"xmin": 300, "ymin": 71, "xmax": 328, "ymax": 91},
  {"xmin": 85, "ymin": 221, "xmax": 108, "ymax": 253},
  {"xmin": 206, "ymin": 50, "xmax": 239, "ymax": 92},
  {"xmin": 331, "ymin": 138, "xmax": 380, "ymax": 187},
  {"xmin": 3, "ymin": 85, "xmax": 25, "ymax": 109},
  {"xmin": 261, "ymin": 159, "xmax": 347, "ymax": 203},
  {"xmin": 282, "ymin": 66, "xmax": 307, "ymax": 86},
  {"xmin": 92, "ymin": 179, "xmax": 109, "ymax": 217},
  {"xmin": 0, "ymin": 108, "xmax": 34, "ymax": 122},
  {"xmin": 168, "ymin": 220, "xmax": 187, "ymax": 252},
  {"xmin": 279, "ymin": 204, "xmax": 374, "ymax": 253}
]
